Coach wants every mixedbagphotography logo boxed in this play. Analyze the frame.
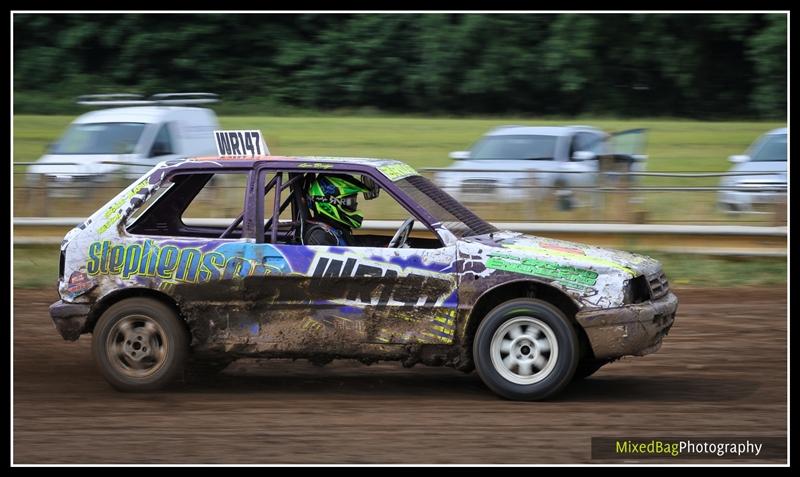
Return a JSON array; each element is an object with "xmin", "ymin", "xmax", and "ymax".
[{"xmin": 591, "ymin": 437, "xmax": 787, "ymax": 460}]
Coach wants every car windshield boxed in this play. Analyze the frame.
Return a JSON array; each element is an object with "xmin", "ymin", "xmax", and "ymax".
[
  {"xmin": 395, "ymin": 175, "xmax": 498, "ymax": 238},
  {"xmin": 470, "ymin": 135, "xmax": 558, "ymax": 160},
  {"xmin": 51, "ymin": 122, "xmax": 146, "ymax": 155},
  {"xmin": 750, "ymin": 134, "xmax": 787, "ymax": 162}
]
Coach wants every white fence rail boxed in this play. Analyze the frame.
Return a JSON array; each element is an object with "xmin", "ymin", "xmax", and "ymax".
[{"xmin": 13, "ymin": 218, "xmax": 787, "ymax": 256}]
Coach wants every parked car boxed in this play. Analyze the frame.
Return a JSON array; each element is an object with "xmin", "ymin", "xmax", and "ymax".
[
  {"xmin": 27, "ymin": 93, "xmax": 225, "ymax": 197},
  {"xmin": 433, "ymin": 125, "xmax": 647, "ymax": 209},
  {"xmin": 50, "ymin": 154, "xmax": 677, "ymax": 401},
  {"xmin": 718, "ymin": 127, "xmax": 787, "ymax": 213}
]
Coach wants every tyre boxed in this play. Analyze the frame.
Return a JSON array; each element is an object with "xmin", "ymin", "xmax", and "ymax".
[
  {"xmin": 572, "ymin": 359, "xmax": 609, "ymax": 381},
  {"xmin": 92, "ymin": 297, "xmax": 189, "ymax": 392},
  {"xmin": 473, "ymin": 298, "xmax": 579, "ymax": 401}
]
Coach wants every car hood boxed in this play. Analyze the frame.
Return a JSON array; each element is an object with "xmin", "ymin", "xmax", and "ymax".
[
  {"xmin": 464, "ymin": 230, "xmax": 661, "ymax": 277},
  {"xmin": 27, "ymin": 153, "xmax": 142, "ymax": 177},
  {"xmin": 722, "ymin": 161, "xmax": 787, "ymax": 186},
  {"xmin": 440, "ymin": 159, "xmax": 554, "ymax": 172},
  {"xmin": 435, "ymin": 160, "xmax": 561, "ymax": 187},
  {"xmin": 727, "ymin": 161, "xmax": 787, "ymax": 174},
  {"xmin": 458, "ymin": 230, "xmax": 663, "ymax": 307}
]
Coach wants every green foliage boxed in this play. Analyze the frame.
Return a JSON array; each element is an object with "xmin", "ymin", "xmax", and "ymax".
[{"xmin": 13, "ymin": 13, "xmax": 786, "ymax": 119}]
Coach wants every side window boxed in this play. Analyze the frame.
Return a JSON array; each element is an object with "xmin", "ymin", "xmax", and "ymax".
[
  {"xmin": 149, "ymin": 123, "xmax": 174, "ymax": 157},
  {"xmin": 292, "ymin": 171, "xmax": 442, "ymax": 249},
  {"xmin": 127, "ymin": 171, "xmax": 250, "ymax": 239}
]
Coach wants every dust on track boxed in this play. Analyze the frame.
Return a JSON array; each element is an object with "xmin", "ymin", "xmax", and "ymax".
[{"xmin": 13, "ymin": 287, "xmax": 787, "ymax": 464}]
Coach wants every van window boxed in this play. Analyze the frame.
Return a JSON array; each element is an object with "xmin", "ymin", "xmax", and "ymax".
[
  {"xmin": 751, "ymin": 134, "xmax": 787, "ymax": 162},
  {"xmin": 571, "ymin": 132, "xmax": 605, "ymax": 157},
  {"xmin": 149, "ymin": 124, "xmax": 174, "ymax": 157},
  {"xmin": 51, "ymin": 123, "xmax": 145, "ymax": 155}
]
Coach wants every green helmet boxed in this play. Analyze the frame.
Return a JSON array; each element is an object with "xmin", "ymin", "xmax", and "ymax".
[{"xmin": 307, "ymin": 174, "xmax": 369, "ymax": 229}]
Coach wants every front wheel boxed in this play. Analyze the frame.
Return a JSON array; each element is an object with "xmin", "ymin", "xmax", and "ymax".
[
  {"xmin": 473, "ymin": 298, "xmax": 579, "ymax": 401},
  {"xmin": 92, "ymin": 297, "xmax": 189, "ymax": 392}
]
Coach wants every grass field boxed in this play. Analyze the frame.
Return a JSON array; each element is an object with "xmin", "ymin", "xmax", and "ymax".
[
  {"xmin": 13, "ymin": 244, "xmax": 786, "ymax": 289},
  {"xmin": 13, "ymin": 115, "xmax": 784, "ymax": 171},
  {"xmin": 12, "ymin": 115, "xmax": 785, "ymax": 223}
]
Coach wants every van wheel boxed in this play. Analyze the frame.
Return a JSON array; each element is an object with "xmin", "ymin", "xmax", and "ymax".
[
  {"xmin": 473, "ymin": 298, "xmax": 579, "ymax": 400},
  {"xmin": 92, "ymin": 297, "xmax": 188, "ymax": 392}
]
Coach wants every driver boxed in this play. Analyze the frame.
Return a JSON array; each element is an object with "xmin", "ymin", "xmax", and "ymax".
[{"xmin": 303, "ymin": 174, "xmax": 369, "ymax": 246}]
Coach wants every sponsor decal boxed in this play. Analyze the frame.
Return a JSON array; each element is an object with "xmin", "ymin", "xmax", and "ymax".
[
  {"xmin": 98, "ymin": 179, "xmax": 149, "ymax": 233},
  {"xmin": 377, "ymin": 163, "xmax": 417, "ymax": 181},
  {"xmin": 426, "ymin": 309, "xmax": 457, "ymax": 344},
  {"xmin": 503, "ymin": 243, "xmax": 635, "ymax": 276},
  {"xmin": 375, "ymin": 309, "xmax": 456, "ymax": 344},
  {"xmin": 64, "ymin": 269, "xmax": 96, "ymax": 299},
  {"xmin": 486, "ymin": 253, "xmax": 598, "ymax": 290},
  {"xmin": 539, "ymin": 241, "xmax": 586, "ymax": 256},
  {"xmin": 86, "ymin": 240, "xmax": 288, "ymax": 283},
  {"xmin": 309, "ymin": 252, "xmax": 455, "ymax": 308},
  {"xmin": 214, "ymin": 130, "xmax": 269, "ymax": 157},
  {"xmin": 298, "ymin": 162, "xmax": 334, "ymax": 169}
]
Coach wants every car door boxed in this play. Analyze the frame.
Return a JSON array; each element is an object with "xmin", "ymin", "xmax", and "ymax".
[
  {"xmin": 245, "ymin": 165, "xmax": 459, "ymax": 352},
  {"xmin": 609, "ymin": 128, "xmax": 648, "ymax": 174},
  {"xmin": 565, "ymin": 132, "xmax": 604, "ymax": 188}
]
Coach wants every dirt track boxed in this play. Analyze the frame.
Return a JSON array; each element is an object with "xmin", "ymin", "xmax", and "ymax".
[{"xmin": 13, "ymin": 288, "xmax": 787, "ymax": 464}]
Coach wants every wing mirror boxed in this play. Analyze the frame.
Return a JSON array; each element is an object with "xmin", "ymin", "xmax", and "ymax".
[
  {"xmin": 729, "ymin": 155, "xmax": 750, "ymax": 164},
  {"xmin": 572, "ymin": 151, "xmax": 596, "ymax": 161},
  {"xmin": 449, "ymin": 151, "xmax": 471, "ymax": 160}
]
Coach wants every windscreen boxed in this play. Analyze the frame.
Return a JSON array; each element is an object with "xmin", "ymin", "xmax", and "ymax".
[
  {"xmin": 750, "ymin": 134, "xmax": 787, "ymax": 162},
  {"xmin": 51, "ymin": 122, "xmax": 146, "ymax": 155},
  {"xmin": 470, "ymin": 135, "xmax": 558, "ymax": 160},
  {"xmin": 395, "ymin": 175, "xmax": 498, "ymax": 238}
]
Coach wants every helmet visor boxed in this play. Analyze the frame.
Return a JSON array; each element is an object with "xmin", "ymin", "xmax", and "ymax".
[{"xmin": 340, "ymin": 194, "xmax": 358, "ymax": 212}]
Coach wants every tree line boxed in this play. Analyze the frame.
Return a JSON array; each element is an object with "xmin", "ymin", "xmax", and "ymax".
[{"xmin": 13, "ymin": 13, "xmax": 786, "ymax": 119}]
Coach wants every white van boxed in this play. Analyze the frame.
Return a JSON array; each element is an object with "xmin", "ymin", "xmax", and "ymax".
[{"xmin": 27, "ymin": 93, "xmax": 223, "ymax": 195}]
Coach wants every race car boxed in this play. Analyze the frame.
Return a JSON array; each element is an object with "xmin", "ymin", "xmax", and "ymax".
[{"xmin": 49, "ymin": 148, "xmax": 677, "ymax": 401}]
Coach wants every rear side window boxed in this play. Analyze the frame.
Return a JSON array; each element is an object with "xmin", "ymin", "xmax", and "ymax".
[
  {"xmin": 126, "ymin": 171, "xmax": 251, "ymax": 239},
  {"xmin": 183, "ymin": 173, "xmax": 248, "ymax": 222}
]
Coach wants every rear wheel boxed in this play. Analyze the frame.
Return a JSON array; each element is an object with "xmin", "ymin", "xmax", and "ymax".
[
  {"xmin": 92, "ymin": 297, "xmax": 188, "ymax": 392},
  {"xmin": 473, "ymin": 298, "xmax": 579, "ymax": 401}
]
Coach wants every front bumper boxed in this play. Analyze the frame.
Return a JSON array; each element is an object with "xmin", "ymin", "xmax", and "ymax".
[
  {"xmin": 49, "ymin": 300, "xmax": 91, "ymax": 341},
  {"xmin": 575, "ymin": 292, "xmax": 678, "ymax": 360}
]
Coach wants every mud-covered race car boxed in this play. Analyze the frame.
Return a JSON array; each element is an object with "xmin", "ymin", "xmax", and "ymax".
[{"xmin": 50, "ymin": 152, "xmax": 678, "ymax": 400}]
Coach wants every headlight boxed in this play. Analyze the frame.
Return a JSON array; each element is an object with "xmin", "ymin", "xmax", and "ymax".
[{"xmin": 624, "ymin": 275, "xmax": 651, "ymax": 304}]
